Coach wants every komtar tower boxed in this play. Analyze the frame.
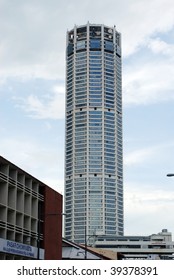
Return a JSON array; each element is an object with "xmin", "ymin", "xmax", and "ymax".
[{"xmin": 65, "ymin": 23, "xmax": 123, "ymax": 243}]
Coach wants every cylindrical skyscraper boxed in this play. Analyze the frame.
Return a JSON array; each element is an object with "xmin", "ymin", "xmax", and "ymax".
[{"xmin": 65, "ymin": 23, "xmax": 123, "ymax": 244}]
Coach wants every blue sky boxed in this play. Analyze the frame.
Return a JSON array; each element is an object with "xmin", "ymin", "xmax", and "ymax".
[{"xmin": 1, "ymin": 0, "xmax": 174, "ymax": 237}]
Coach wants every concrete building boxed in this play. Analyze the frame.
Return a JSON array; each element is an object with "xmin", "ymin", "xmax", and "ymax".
[
  {"xmin": 65, "ymin": 23, "xmax": 123, "ymax": 244},
  {"xmin": 93, "ymin": 229, "xmax": 174, "ymax": 259},
  {"xmin": 0, "ymin": 156, "xmax": 62, "ymax": 260}
]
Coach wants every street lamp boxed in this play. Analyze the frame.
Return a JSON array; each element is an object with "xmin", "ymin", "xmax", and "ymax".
[{"xmin": 167, "ymin": 174, "xmax": 174, "ymax": 177}]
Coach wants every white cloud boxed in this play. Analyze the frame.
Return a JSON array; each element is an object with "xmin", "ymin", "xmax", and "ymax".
[
  {"xmin": 147, "ymin": 38, "xmax": 174, "ymax": 56},
  {"xmin": 124, "ymin": 147, "xmax": 156, "ymax": 166},
  {"xmin": 125, "ymin": 183, "xmax": 174, "ymax": 206},
  {"xmin": 124, "ymin": 141, "xmax": 174, "ymax": 168},
  {"xmin": 16, "ymin": 85, "xmax": 65, "ymax": 119},
  {"xmin": 0, "ymin": 137, "xmax": 64, "ymax": 191},
  {"xmin": 124, "ymin": 181, "xmax": 174, "ymax": 235},
  {"xmin": 1, "ymin": 0, "xmax": 174, "ymax": 80},
  {"xmin": 1, "ymin": 0, "xmax": 174, "ymax": 112},
  {"xmin": 123, "ymin": 55, "xmax": 174, "ymax": 106},
  {"xmin": 0, "ymin": 0, "xmax": 66, "ymax": 80},
  {"xmin": 120, "ymin": 0, "xmax": 174, "ymax": 57}
]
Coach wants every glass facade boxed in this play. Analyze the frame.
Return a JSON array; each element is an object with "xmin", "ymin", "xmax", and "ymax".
[{"xmin": 65, "ymin": 23, "xmax": 123, "ymax": 243}]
